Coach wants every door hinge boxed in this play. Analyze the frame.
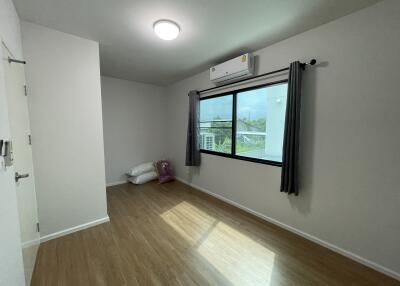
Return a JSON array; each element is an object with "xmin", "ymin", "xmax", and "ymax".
[
  {"xmin": 24, "ymin": 85, "xmax": 27, "ymax": 96},
  {"xmin": 28, "ymin": 134, "xmax": 32, "ymax": 145},
  {"xmin": 36, "ymin": 222, "xmax": 40, "ymax": 233}
]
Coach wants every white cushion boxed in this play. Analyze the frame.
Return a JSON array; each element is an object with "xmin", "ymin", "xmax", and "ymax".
[
  {"xmin": 128, "ymin": 171, "xmax": 158, "ymax": 185},
  {"xmin": 128, "ymin": 162, "xmax": 155, "ymax": 176}
]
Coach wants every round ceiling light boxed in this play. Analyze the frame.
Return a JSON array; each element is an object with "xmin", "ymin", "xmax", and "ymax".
[{"xmin": 153, "ymin": 20, "xmax": 180, "ymax": 41}]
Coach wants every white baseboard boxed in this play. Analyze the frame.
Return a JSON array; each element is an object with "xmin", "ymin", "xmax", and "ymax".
[
  {"xmin": 106, "ymin": 180, "xmax": 127, "ymax": 187},
  {"xmin": 176, "ymin": 177, "xmax": 400, "ymax": 281},
  {"xmin": 21, "ymin": 238, "xmax": 40, "ymax": 249},
  {"xmin": 40, "ymin": 216, "xmax": 110, "ymax": 243}
]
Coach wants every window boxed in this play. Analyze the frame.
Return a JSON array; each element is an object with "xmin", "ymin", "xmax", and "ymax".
[
  {"xmin": 199, "ymin": 95, "xmax": 233, "ymax": 154},
  {"xmin": 200, "ymin": 81, "xmax": 288, "ymax": 166}
]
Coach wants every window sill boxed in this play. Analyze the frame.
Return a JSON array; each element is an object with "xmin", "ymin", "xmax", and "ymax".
[{"xmin": 200, "ymin": 149, "xmax": 282, "ymax": 167}]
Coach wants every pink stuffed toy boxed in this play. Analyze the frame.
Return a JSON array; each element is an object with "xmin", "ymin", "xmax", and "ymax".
[{"xmin": 155, "ymin": 160, "xmax": 175, "ymax": 183}]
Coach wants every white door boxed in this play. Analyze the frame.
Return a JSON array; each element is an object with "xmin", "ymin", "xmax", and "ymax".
[{"xmin": 2, "ymin": 43, "xmax": 40, "ymax": 285}]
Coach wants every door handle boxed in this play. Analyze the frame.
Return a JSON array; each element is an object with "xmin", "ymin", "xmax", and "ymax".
[{"xmin": 15, "ymin": 172, "xmax": 29, "ymax": 182}]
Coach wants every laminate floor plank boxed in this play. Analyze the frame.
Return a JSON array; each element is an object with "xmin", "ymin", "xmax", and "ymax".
[{"xmin": 31, "ymin": 181, "xmax": 400, "ymax": 286}]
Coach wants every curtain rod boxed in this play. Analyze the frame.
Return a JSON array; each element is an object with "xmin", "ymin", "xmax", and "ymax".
[{"xmin": 195, "ymin": 59, "xmax": 316, "ymax": 95}]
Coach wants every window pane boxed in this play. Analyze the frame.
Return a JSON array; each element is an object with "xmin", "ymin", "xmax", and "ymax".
[
  {"xmin": 200, "ymin": 95, "xmax": 233, "ymax": 154},
  {"xmin": 235, "ymin": 83, "xmax": 287, "ymax": 162}
]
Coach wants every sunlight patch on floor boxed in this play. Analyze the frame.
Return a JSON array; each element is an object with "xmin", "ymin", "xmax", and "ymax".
[
  {"xmin": 161, "ymin": 201, "xmax": 275, "ymax": 285},
  {"xmin": 197, "ymin": 221, "xmax": 275, "ymax": 285},
  {"xmin": 160, "ymin": 201, "xmax": 216, "ymax": 245}
]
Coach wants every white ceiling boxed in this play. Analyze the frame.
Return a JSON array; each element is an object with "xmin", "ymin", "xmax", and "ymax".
[{"xmin": 13, "ymin": 0, "xmax": 380, "ymax": 85}]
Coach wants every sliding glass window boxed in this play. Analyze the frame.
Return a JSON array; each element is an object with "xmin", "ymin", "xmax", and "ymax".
[
  {"xmin": 199, "ymin": 81, "xmax": 288, "ymax": 166},
  {"xmin": 199, "ymin": 94, "xmax": 233, "ymax": 154}
]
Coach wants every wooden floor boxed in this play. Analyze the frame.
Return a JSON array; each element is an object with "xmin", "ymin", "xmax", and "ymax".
[{"xmin": 31, "ymin": 180, "xmax": 399, "ymax": 286}]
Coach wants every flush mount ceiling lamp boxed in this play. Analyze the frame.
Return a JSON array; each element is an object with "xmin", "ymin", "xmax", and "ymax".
[{"xmin": 153, "ymin": 20, "xmax": 180, "ymax": 40}]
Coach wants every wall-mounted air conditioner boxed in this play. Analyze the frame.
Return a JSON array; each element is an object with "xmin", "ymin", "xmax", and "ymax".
[{"xmin": 210, "ymin": 53, "xmax": 254, "ymax": 84}]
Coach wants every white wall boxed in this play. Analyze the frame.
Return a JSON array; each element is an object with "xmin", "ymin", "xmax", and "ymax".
[
  {"xmin": 101, "ymin": 76, "xmax": 167, "ymax": 185},
  {"xmin": 166, "ymin": 0, "xmax": 400, "ymax": 278},
  {"xmin": 21, "ymin": 22, "xmax": 108, "ymax": 237},
  {"xmin": 0, "ymin": 0, "xmax": 26, "ymax": 285}
]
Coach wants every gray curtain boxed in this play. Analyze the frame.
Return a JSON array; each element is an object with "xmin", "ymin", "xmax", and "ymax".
[
  {"xmin": 281, "ymin": 61, "xmax": 302, "ymax": 195},
  {"xmin": 185, "ymin": 90, "xmax": 201, "ymax": 166}
]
